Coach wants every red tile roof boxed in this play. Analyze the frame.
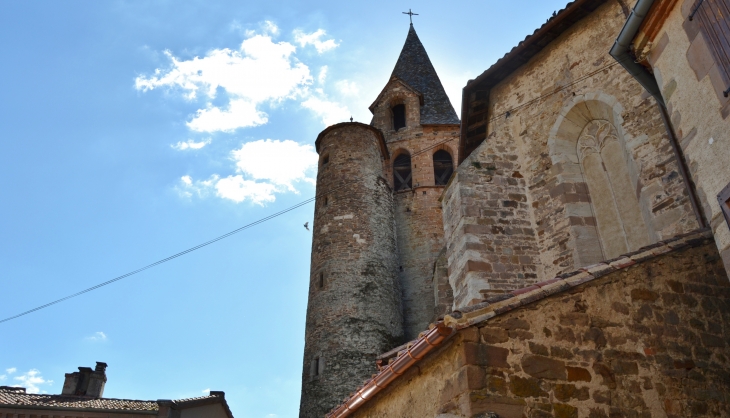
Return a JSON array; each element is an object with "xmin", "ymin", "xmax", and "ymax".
[
  {"xmin": 0, "ymin": 387, "xmax": 158, "ymax": 412},
  {"xmin": 0, "ymin": 386, "xmax": 233, "ymax": 417}
]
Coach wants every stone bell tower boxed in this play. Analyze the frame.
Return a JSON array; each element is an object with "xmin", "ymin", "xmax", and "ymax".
[{"xmin": 299, "ymin": 23, "xmax": 460, "ymax": 418}]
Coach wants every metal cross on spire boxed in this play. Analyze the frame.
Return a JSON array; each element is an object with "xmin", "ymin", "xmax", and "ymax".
[{"xmin": 402, "ymin": 9, "xmax": 418, "ymax": 24}]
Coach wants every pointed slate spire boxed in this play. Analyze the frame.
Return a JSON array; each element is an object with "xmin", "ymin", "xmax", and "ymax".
[{"xmin": 391, "ymin": 24, "xmax": 459, "ymax": 124}]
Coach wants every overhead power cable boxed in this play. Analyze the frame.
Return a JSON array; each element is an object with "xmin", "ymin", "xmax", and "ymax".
[
  {"xmin": 0, "ymin": 195, "xmax": 318, "ymax": 324},
  {"xmin": 0, "ymin": 61, "xmax": 621, "ymax": 324},
  {"xmin": 0, "ymin": 136, "xmax": 455, "ymax": 324}
]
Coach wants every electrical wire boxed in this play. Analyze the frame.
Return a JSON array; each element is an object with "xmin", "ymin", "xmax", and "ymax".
[
  {"xmin": 0, "ymin": 137, "xmax": 455, "ymax": 324},
  {"xmin": 0, "ymin": 61, "xmax": 622, "ymax": 325}
]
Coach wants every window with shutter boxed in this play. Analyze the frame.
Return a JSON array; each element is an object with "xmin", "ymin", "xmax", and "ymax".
[
  {"xmin": 433, "ymin": 150, "xmax": 454, "ymax": 185},
  {"xmin": 393, "ymin": 153, "xmax": 412, "ymax": 191},
  {"xmin": 691, "ymin": 0, "xmax": 730, "ymax": 96}
]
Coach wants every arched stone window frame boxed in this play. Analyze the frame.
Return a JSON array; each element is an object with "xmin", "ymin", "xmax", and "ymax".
[
  {"xmin": 432, "ymin": 146, "xmax": 455, "ymax": 186},
  {"xmin": 389, "ymin": 97, "xmax": 407, "ymax": 132},
  {"xmin": 547, "ymin": 92, "xmax": 655, "ymax": 267},
  {"xmin": 392, "ymin": 148, "xmax": 413, "ymax": 192}
]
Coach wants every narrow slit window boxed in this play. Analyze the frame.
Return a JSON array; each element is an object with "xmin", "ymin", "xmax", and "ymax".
[
  {"xmin": 318, "ymin": 272, "xmax": 324, "ymax": 289},
  {"xmin": 433, "ymin": 150, "xmax": 454, "ymax": 185},
  {"xmin": 311, "ymin": 357, "xmax": 320, "ymax": 377},
  {"xmin": 322, "ymin": 154, "xmax": 329, "ymax": 166},
  {"xmin": 392, "ymin": 104, "xmax": 406, "ymax": 131},
  {"xmin": 393, "ymin": 154, "xmax": 412, "ymax": 191}
]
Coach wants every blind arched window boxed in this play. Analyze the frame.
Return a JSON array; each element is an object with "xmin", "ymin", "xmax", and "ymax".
[
  {"xmin": 392, "ymin": 104, "xmax": 406, "ymax": 131},
  {"xmin": 393, "ymin": 153, "xmax": 412, "ymax": 191},
  {"xmin": 433, "ymin": 150, "xmax": 453, "ymax": 185}
]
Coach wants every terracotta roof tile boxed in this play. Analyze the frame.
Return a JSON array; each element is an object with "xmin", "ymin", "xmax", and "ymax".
[
  {"xmin": 0, "ymin": 387, "xmax": 158, "ymax": 411},
  {"xmin": 0, "ymin": 387, "xmax": 228, "ymax": 414}
]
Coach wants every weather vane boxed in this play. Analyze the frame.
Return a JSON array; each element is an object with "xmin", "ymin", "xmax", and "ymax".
[{"xmin": 402, "ymin": 9, "xmax": 418, "ymax": 24}]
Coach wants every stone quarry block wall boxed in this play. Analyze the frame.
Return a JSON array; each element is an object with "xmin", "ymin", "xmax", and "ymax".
[
  {"xmin": 443, "ymin": 0, "xmax": 699, "ymax": 309},
  {"xmin": 642, "ymin": 0, "xmax": 730, "ymax": 273},
  {"xmin": 394, "ymin": 188, "xmax": 451, "ymax": 339},
  {"xmin": 350, "ymin": 235, "xmax": 730, "ymax": 418},
  {"xmin": 441, "ymin": 149, "xmax": 542, "ymax": 308},
  {"xmin": 300, "ymin": 124, "xmax": 403, "ymax": 418}
]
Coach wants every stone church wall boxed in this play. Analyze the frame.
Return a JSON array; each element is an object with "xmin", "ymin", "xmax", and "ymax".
[
  {"xmin": 443, "ymin": 1, "xmax": 699, "ymax": 308},
  {"xmin": 350, "ymin": 235, "xmax": 730, "ymax": 418},
  {"xmin": 642, "ymin": 0, "xmax": 730, "ymax": 273},
  {"xmin": 372, "ymin": 80, "xmax": 461, "ymax": 339},
  {"xmin": 441, "ymin": 144, "xmax": 542, "ymax": 307}
]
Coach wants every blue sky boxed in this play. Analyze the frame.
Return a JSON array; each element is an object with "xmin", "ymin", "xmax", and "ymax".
[{"xmin": 0, "ymin": 1, "xmax": 571, "ymax": 416}]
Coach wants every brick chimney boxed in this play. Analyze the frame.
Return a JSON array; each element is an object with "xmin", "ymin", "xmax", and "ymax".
[{"xmin": 61, "ymin": 362, "xmax": 107, "ymax": 398}]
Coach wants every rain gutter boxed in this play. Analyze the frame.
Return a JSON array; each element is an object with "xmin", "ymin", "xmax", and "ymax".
[
  {"xmin": 325, "ymin": 323, "xmax": 454, "ymax": 418},
  {"xmin": 608, "ymin": 0, "xmax": 663, "ymax": 103},
  {"xmin": 609, "ymin": 0, "xmax": 707, "ymax": 228}
]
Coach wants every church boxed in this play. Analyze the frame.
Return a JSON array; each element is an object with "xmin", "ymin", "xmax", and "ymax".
[{"xmin": 300, "ymin": 0, "xmax": 730, "ymax": 417}]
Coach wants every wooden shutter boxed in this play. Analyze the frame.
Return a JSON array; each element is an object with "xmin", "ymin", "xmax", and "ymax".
[{"xmin": 694, "ymin": 0, "xmax": 730, "ymax": 94}]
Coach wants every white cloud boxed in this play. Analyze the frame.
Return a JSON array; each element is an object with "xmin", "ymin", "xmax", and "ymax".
[
  {"xmin": 335, "ymin": 80, "xmax": 359, "ymax": 96},
  {"xmin": 261, "ymin": 20, "xmax": 279, "ymax": 36},
  {"xmin": 135, "ymin": 27, "xmax": 312, "ymax": 133},
  {"xmin": 6, "ymin": 368, "xmax": 17, "ymax": 374},
  {"xmin": 171, "ymin": 138, "xmax": 212, "ymax": 151},
  {"xmin": 177, "ymin": 139, "xmax": 318, "ymax": 205},
  {"xmin": 301, "ymin": 96, "xmax": 350, "ymax": 126},
  {"xmin": 215, "ymin": 175, "xmax": 278, "ymax": 204},
  {"xmin": 293, "ymin": 29, "xmax": 339, "ymax": 54},
  {"xmin": 13, "ymin": 369, "xmax": 52, "ymax": 394},
  {"xmin": 202, "ymin": 388, "xmax": 211, "ymax": 394},
  {"xmin": 317, "ymin": 66, "xmax": 328, "ymax": 85},
  {"xmin": 231, "ymin": 139, "xmax": 317, "ymax": 190},
  {"xmin": 177, "ymin": 175, "xmax": 217, "ymax": 199},
  {"xmin": 178, "ymin": 174, "xmax": 276, "ymax": 205},
  {"xmin": 86, "ymin": 331, "xmax": 107, "ymax": 342},
  {"xmin": 188, "ymin": 99, "xmax": 267, "ymax": 132}
]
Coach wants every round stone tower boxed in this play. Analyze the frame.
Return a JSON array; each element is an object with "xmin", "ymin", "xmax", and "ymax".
[{"xmin": 299, "ymin": 122, "xmax": 404, "ymax": 418}]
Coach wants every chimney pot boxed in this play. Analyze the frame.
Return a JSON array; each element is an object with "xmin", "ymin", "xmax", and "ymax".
[{"xmin": 61, "ymin": 362, "xmax": 107, "ymax": 398}]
